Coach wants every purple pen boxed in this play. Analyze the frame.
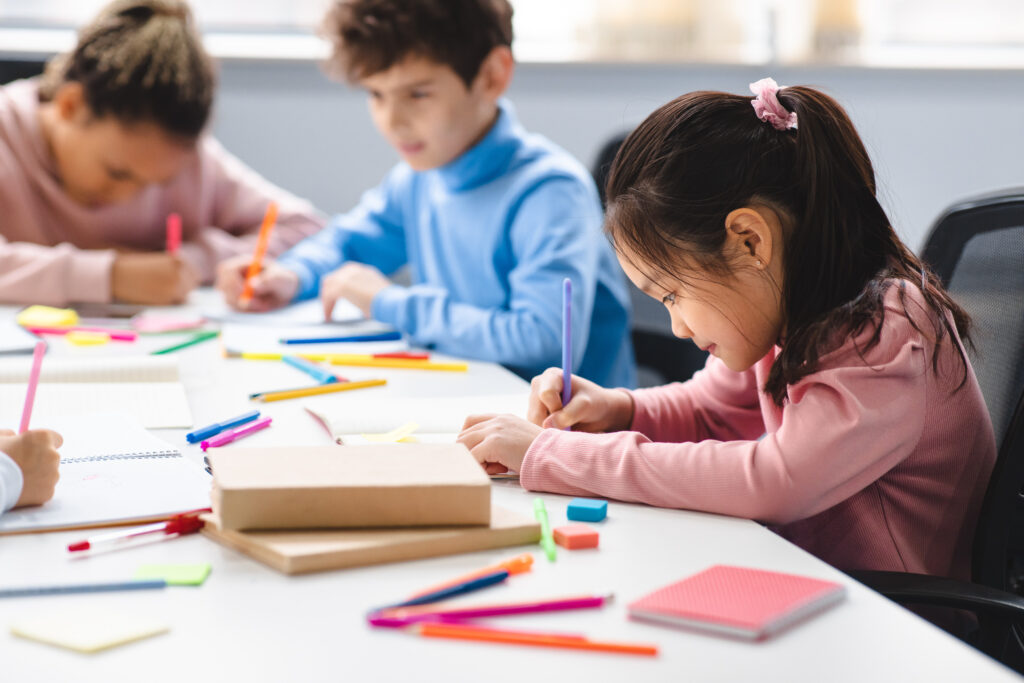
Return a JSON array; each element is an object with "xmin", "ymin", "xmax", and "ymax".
[
  {"xmin": 201, "ymin": 416, "xmax": 273, "ymax": 451},
  {"xmin": 561, "ymin": 278, "xmax": 572, "ymax": 408}
]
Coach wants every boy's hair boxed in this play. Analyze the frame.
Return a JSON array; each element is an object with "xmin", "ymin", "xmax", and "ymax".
[
  {"xmin": 321, "ymin": 0, "xmax": 513, "ymax": 87},
  {"xmin": 605, "ymin": 85, "xmax": 972, "ymax": 406},
  {"xmin": 39, "ymin": 0, "xmax": 215, "ymax": 140}
]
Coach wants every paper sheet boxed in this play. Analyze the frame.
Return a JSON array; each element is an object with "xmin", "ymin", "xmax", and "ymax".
[{"xmin": 11, "ymin": 611, "xmax": 169, "ymax": 653}]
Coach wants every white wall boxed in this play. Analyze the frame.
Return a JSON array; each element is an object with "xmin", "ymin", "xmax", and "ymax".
[{"xmin": 211, "ymin": 60, "xmax": 1024, "ymax": 252}]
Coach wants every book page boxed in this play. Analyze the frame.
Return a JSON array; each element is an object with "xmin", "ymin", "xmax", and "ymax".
[
  {"xmin": 0, "ymin": 355, "xmax": 180, "ymax": 383},
  {"xmin": 0, "ymin": 382, "xmax": 192, "ymax": 430}
]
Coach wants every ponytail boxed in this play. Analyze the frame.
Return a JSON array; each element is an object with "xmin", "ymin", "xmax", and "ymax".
[{"xmin": 39, "ymin": 0, "xmax": 215, "ymax": 140}]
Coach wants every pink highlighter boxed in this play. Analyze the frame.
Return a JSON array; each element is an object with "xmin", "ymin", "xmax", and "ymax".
[{"xmin": 201, "ymin": 416, "xmax": 272, "ymax": 451}]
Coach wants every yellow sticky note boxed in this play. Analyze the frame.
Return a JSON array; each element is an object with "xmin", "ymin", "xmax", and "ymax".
[
  {"xmin": 66, "ymin": 330, "xmax": 110, "ymax": 346},
  {"xmin": 15, "ymin": 305, "xmax": 79, "ymax": 328},
  {"xmin": 11, "ymin": 611, "xmax": 169, "ymax": 653},
  {"xmin": 134, "ymin": 563, "xmax": 211, "ymax": 586},
  {"xmin": 361, "ymin": 421, "xmax": 420, "ymax": 443}
]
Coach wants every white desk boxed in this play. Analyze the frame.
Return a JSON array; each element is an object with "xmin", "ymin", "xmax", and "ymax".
[{"xmin": 0, "ymin": 298, "xmax": 1019, "ymax": 682}]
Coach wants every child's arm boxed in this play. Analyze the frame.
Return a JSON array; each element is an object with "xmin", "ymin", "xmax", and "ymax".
[
  {"xmin": 370, "ymin": 178, "xmax": 598, "ymax": 371},
  {"xmin": 0, "ymin": 429, "xmax": 61, "ymax": 512},
  {"xmin": 175, "ymin": 138, "xmax": 327, "ymax": 284},
  {"xmin": 519, "ymin": 337, "xmax": 937, "ymax": 524},
  {"xmin": 0, "ymin": 236, "xmax": 115, "ymax": 306}
]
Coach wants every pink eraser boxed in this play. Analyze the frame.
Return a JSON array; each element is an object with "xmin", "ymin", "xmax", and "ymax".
[{"xmin": 553, "ymin": 524, "xmax": 599, "ymax": 550}]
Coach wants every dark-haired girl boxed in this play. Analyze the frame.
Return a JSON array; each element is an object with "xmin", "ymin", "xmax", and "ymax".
[
  {"xmin": 0, "ymin": 0, "xmax": 323, "ymax": 306},
  {"xmin": 459, "ymin": 79, "xmax": 995, "ymax": 579}
]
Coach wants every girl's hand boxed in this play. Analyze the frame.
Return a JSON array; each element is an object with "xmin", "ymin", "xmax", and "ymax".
[
  {"xmin": 528, "ymin": 367, "xmax": 635, "ymax": 432},
  {"xmin": 0, "ymin": 428, "xmax": 62, "ymax": 508},
  {"xmin": 457, "ymin": 414, "xmax": 543, "ymax": 475},
  {"xmin": 112, "ymin": 253, "xmax": 199, "ymax": 305},
  {"xmin": 215, "ymin": 256, "xmax": 298, "ymax": 312}
]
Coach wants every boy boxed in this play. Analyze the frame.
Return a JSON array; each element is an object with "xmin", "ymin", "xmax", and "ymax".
[{"xmin": 217, "ymin": 0, "xmax": 635, "ymax": 387}]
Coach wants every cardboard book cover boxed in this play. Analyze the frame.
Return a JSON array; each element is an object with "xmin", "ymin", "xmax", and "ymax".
[{"xmin": 208, "ymin": 443, "xmax": 491, "ymax": 531}]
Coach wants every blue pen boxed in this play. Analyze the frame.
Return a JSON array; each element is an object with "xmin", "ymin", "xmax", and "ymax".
[
  {"xmin": 279, "ymin": 331, "xmax": 403, "ymax": 345},
  {"xmin": 282, "ymin": 355, "xmax": 338, "ymax": 384},
  {"xmin": 0, "ymin": 579, "xmax": 167, "ymax": 599},
  {"xmin": 373, "ymin": 570, "xmax": 510, "ymax": 613},
  {"xmin": 561, "ymin": 278, "xmax": 572, "ymax": 409},
  {"xmin": 186, "ymin": 409, "xmax": 261, "ymax": 443}
]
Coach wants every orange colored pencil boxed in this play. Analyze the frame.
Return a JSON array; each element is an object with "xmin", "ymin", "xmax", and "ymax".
[
  {"xmin": 239, "ymin": 201, "xmax": 279, "ymax": 304},
  {"xmin": 407, "ymin": 553, "xmax": 534, "ymax": 599},
  {"xmin": 412, "ymin": 622, "xmax": 658, "ymax": 657}
]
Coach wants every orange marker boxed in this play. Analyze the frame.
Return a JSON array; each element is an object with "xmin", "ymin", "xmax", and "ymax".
[
  {"xmin": 239, "ymin": 201, "xmax": 279, "ymax": 305},
  {"xmin": 412, "ymin": 622, "xmax": 658, "ymax": 657}
]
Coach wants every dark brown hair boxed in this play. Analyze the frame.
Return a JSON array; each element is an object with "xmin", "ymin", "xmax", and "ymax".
[
  {"xmin": 321, "ymin": 0, "xmax": 513, "ymax": 87},
  {"xmin": 39, "ymin": 0, "xmax": 215, "ymax": 140},
  {"xmin": 606, "ymin": 86, "xmax": 971, "ymax": 406}
]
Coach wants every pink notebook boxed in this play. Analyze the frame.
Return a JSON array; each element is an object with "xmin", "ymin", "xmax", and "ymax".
[{"xmin": 628, "ymin": 565, "xmax": 846, "ymax": 640}]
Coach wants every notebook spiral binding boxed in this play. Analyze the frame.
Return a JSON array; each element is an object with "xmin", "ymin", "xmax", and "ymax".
[{"xmin": 61, "ymin": 450, "xmax": 180, "ymax": 465}]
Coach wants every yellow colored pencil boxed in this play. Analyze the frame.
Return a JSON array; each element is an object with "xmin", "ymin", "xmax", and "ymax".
[
  {"xmin": 327, "ymin": 356, "xmax": 468, "ymax": 372},
  {"xmin": 253, "ymin": 378, "xmax": 387, "ymax": 403}
]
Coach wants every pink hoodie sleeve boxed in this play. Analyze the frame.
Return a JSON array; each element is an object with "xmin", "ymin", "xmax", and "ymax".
[
  {"xmin": 176, "ymin": 138, "xmax": 326, "ymax": 282},
  {"xmin": 519, "ymin": 320, "xmax": 928, "ymax": 525},
  {"xmin": 0, "ymin": 236, "xmax": 114, "ymax": 305}
]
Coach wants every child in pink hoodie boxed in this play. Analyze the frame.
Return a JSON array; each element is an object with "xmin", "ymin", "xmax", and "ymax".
[
  {"xmin": 459, "ymin": 79, "xmax": 996, "ymax": 580},
  {"xmin": 0, "ymin": 0, "xmax": 324, "ymax": 306}
]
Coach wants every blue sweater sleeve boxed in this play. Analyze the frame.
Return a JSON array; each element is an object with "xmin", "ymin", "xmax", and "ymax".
[
  {"xmin": 372, "ymin": 178, "xmax": 602, "ymax": 373},
  {"xmin": 277, "ymin": 166, "xmax": 409, "ymax": 300}
]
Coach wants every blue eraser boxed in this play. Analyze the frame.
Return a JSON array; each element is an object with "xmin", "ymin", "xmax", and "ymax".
[{"xmin": 567, "ymin": 498, "xmax": 607, "ymax": 522}]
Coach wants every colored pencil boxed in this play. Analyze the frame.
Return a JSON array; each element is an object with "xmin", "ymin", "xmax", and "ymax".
[
  {"xmin": 239, "ymin": 201, "xmax": 278, "ymax": 305},
  {"xmin": 18, "ymin": 341, "xmax": 45, "ymax": 433},
  {"xmin": 374, "ymin": 571, "xmax": 509, "ymax": 613},
  {"xmin": 562, "ymin": 277, "xmax": 572, "ymax": 407},
  {"xmin": 225, "ymin": 351, "xmax": 430, "ymax": 362},
  {"xmin": 253, "ymin": 378, "xmax": 387, "ymax": 403},
  {"xmin": 151, "ymin": 330, "xmax": 219, "ymax": 355},
  {"xmin": 327, "ymin": 356, "xmax": 467, "ymax": 372},
  {"xmin": 0, "ymin": 579, "xmax": 167, "ymax": 599},
  {"xmin": 407, "ymin": 553, "xmax": 534, "ymax": 599},
  {"xmin": 375, "ymin": 594, "xmax": 611, "ymax": 627},
  {"xmin": 282, "ymin": 355, "xmax": 340, "ymax": 384},
  {"xmin": 411, "ymin": 622, "xmax": 658, "ymax": 657},
  {"xmin": 26, "ymin": 326, "xmax": 137, "ymax": 341},
  {"xmin": 280, "ymin": 331, "xmax": 403, "ymax": 345}
]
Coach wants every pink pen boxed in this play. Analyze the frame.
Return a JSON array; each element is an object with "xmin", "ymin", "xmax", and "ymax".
[
  {"xmin": 201, "ymin": 416, "xmax": 272, "ymax": 451},
  {"xmin": 19, "ymin": 341, "xmax": 45, "ymax": 433},
  {"xmin": 27, "ymin": 326, "xmax": 138, "ymax": 342},
  {"xmin": 370, "ymin": 593, "xmax": 613, "ymax": 628}
]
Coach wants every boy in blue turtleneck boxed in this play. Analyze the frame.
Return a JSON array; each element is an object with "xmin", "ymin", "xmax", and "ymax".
[{"xmin": 216, "ymin": 0, "xmax": 635, "ymax": 388}]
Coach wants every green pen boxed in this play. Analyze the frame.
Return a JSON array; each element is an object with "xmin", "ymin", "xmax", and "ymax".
[
  {"xmin": 532, "ymin": 497, "xmax": 557, "ymax": 562},
  {"xmin": 150, "ymin": 330, "xmax": 219, "ymax": 355}
]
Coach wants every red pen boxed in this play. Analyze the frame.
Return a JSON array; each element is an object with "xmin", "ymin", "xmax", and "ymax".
[
  {"xmin": 67, "ymin": 507, "xmax": 211, "ymax": 553},
  {"xmin": 166, "ymin": 212, "xmax": 182, "ymax": 255}
]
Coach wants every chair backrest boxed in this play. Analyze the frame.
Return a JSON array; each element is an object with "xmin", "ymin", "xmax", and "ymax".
[
  {"xmin": 591, "ymin": 131, "xmax": 708, "ymax": 387},
  {"xmin": 921, "ymin": 188, "xmax": 1024, "ymax": 445}
]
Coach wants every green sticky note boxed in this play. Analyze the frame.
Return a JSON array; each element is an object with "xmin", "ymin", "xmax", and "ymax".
[{"xmin": 134, "ymin": 563, "xmax": 211, "ymax": 586}]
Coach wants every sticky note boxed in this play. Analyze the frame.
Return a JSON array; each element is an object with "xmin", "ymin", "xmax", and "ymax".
[
  {"xmin": 15, "ymin": 305, "xmax": 79, "ymax": 328},
  {"xmin": 361, "ymin": 421, "xmax": 420, "ymax": 443},
  {"xmin": 134, "ymin": 563, "xmax": 212, "ymax": 586},
  {"xmin": 11, "ymin": 611, "xmax": 169, "ymax": 653},
  {"xmin": 553, "ymin": 524, "xmax": 599, "ymax": 550},
  {"xmin": 66, "ymin": 330, "xmax": 110, "ymax": 346},
  {"xmin": 132, "ymin": 314, "xmax": 206, "ymax": 333},
  {"xmin": 567, "ymin": 498, "xmax": 607, "ymax": 522}
]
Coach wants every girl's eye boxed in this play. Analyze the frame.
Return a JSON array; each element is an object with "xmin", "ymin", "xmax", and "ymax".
[{"xmin": 661, "ymin": 293, "xmax": 676, "ymax": 305}]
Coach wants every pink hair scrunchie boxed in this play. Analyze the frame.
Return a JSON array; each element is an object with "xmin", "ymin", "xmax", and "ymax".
[{"xmin": 750, "ymin": 77, "xmax": 797, "ymax": 131}]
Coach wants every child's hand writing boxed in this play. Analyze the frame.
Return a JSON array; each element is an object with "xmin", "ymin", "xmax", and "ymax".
[
  {"xmin": 112, "ymin": 253, "xmax": 199, "ymax": 305},
  {"xmin": 457, "ymin": 414, "xmax": 543, "ymax": 475},
  {"xmin": 528, "ymin": 367, "xmax": 635, "ymax": 433},
  {"xmin": 215, "ymin": 256, "xmax": 299, "ymax": 312},
  {"xmin": 0, "ymin": 428, "xmax": 62, "ymax": 508},
  {"xmin": 320, "ymin": 262, "xmax": 392, "ymax": 320}
]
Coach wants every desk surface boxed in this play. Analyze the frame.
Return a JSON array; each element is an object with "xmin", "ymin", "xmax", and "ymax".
[{"xmin": 0, "ymin": 296, "xmax": 1019, "ymax": 682}]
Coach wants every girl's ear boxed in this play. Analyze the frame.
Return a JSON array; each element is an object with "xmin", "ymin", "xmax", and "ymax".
[
  {"xmin": 52, "ymin": 82, "xmax": 88, "ymax": 123},
  {"xmin": 474, "ymin": 46, "xmax": 514, "ymax": 101},
  {"xmin": 723, "ymin": 206, "xmax": 778, "ymax": 270}
]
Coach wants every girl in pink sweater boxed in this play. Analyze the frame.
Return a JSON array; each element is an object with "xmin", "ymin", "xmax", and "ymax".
[
  {"xmin": 459, "ymin": 79, "xmax": 996, "ymax": 579},
  {"xmin": 0, "ymin": 0, "xmax": 323, "ymax": 306}
]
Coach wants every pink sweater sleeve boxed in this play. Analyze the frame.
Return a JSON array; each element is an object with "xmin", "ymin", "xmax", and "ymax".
[
  {"xmin": 520, "ymin": 324, "xmax": 928, "ymax": 525},
  {"xmin": 628, "ymin": 357, "xmax": 767, "ymax": 443},
  {"xmin": 0, "ymin": 236, "xmax": 114, "ymax": 305},
  {"xmin": 177, "ymin": 138, "xmax": 326, "ymax": 282}
]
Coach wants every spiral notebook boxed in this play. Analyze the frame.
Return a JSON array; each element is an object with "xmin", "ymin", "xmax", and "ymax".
[{"xmin": 0, "ymin": 413, "xmax": 211, "ymax": 535}]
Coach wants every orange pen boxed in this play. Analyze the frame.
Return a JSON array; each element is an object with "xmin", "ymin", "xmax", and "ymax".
[
  {"xmin": 412, "ymin": 622, "xmax": 659, "ymax": 657},
  {"xmin": 239, "ymin": 201, "xmax": 279, "ymax": 305},
  {"xmin": 407, "ymin": 553, "xmax": 534, "ymax": 599}
]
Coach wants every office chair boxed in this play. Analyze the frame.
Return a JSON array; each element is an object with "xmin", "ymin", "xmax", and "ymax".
[
  {"xmin": 850, "ymin": 189, "xmax": 1024, "ymax": 672},
  {"xmin": 592, "ymin": 131, "xmax": 709, "ymax": 387},
  {"xmin": 0, "ymin": 59, "xmax": 46, "ymax": 86}
]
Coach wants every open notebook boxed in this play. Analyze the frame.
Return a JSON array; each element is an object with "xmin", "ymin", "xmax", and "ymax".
[
  {"xmin": 0, "ymin": 413, "xmax": 211, "ymax": 535},
  {"xmin": 0, "ymin": 355, "xmax": 192, "ymax": 429},
  {"xmin": 305, "ymin": 393, "xmax": 531, "ymax": 445}
]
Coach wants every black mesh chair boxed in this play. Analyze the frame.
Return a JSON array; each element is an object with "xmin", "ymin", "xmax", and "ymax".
[
  {"xmin": 850, "ymin": 189, "xmax": 1024, "ymax": 672},
  {"xmin": 593, "ymin": 132, "xmax": 708, "ymax": 387}
]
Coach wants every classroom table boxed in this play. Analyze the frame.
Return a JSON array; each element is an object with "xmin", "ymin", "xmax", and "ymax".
[{"xmin": 0, "ymin": 295, "xmax": 1020, "ymax": 682}]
